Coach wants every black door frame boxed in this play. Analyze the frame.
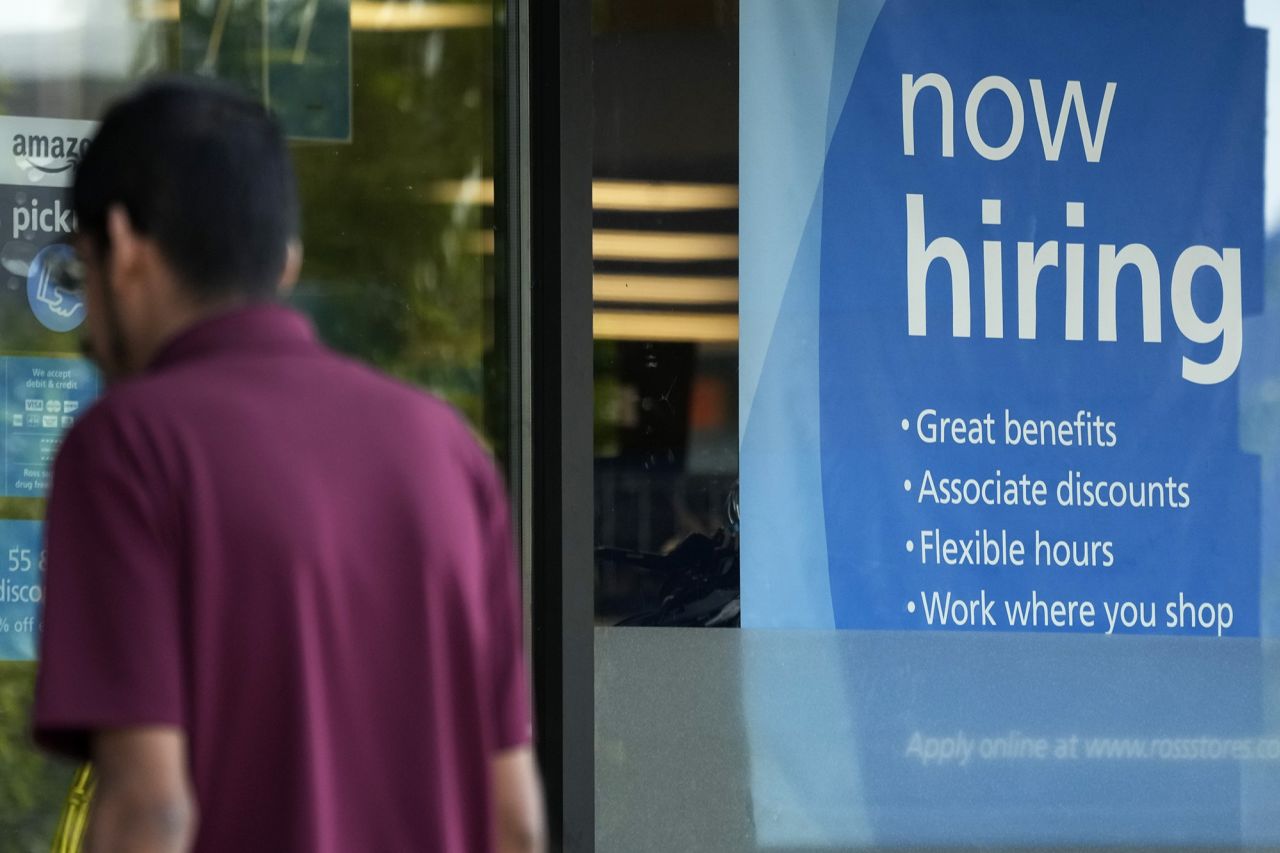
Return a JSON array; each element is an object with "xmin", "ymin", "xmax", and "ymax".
[{"xmin": 523, "ymin": 0, "xmax": 594, "ymax": 850}]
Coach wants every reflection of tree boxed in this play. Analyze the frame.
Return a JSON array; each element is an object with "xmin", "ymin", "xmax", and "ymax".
[
  {"xmin": 0, "ymin": 490, "xmax": 74, "ymax": 851},
  {"xmin": 0, "ymin": 10, "xmax": 502, "ymax": 849},
  {"xmin": 291, "ymin": 26, "xmax": 501, "ymax": 453},
  {"xmin": 0, "ymin": 663, "xmax": 73, "ymax": 852}
]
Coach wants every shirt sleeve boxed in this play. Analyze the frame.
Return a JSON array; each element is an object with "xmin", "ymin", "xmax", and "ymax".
[
  {"xmin": 33, "ymin": 409, "xmax": 184, "ymax": 760},
  {"xmin": 478, "ymin": 456, "xmax": 533, "ymax": 752}
]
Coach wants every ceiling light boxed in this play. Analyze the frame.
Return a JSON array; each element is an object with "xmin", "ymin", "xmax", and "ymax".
[
  {"xmin": 467, "ymin": 229, "xmax": 739, "ymax": 263},
  {"xmin": 593, "ymin": 230, "xmax": 738, "ymax": 262},
  {"xmin": 593, "ymin": 274, "xmax": 737, "ymax": 305},
  {"xmin": 428, "ymin": 178, "xmax": 740, "ymax": 214},
  {"xmin": 351, "ymin": 2, "xmax": 490, "ymax": 31},
  {"xmin": 132, "ymin": 1, "xmax": 492, "ymax": 31},
  {"xmin": 131, "ymin": 0, "xmax": 177, "ymax": 20},
  {"xmin": 427, "ymin": 178, "xmax": 495, "ymax": 206},
  {"xmin": 593, "ymin": 310, "xmax": 738, "ymax": 343},
  {"xmin": 592, "ymin": 180, "xmax": 738, "ymax": 211}
]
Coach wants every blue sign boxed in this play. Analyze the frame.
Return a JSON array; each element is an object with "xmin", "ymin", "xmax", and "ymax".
[
  {"xmin": 1, "ymin": 356, "xmax": 98, "ymax": 497},
  {"xmin": 26, "ymin": 243, "xmax": 85, "ymax": 333},
  {"xmin": 0, "ymin": 519, "xmax": 45, "ymax": 661},
  {"xmin": 742, "ymin": 0, "xmax": 1267, "ymax": 638}
]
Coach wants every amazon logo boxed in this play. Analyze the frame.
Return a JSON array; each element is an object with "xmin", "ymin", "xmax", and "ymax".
[{"xmin": 12, "ymin": 133, "xmax": 91, "ymax": 175}]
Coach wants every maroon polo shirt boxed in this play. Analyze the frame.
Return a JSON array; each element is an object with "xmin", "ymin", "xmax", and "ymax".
[{"xmin": 34, "ymin": 304, "xmax": 531, "ymax": 852}]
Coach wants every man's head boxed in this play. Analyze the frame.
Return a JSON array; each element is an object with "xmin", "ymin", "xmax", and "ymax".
[{"xmin": 72, "ymin": 78, "xmax": 302, "ymax": 381}]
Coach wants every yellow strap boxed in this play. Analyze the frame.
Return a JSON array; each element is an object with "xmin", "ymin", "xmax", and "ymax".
[{"xmin": 50, "ymin": 763, "xmax": 94, "ymax": 853}]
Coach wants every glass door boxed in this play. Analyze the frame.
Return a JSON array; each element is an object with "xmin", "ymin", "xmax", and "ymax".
[{"xmin": 0, "ymin": 3, "xmax": 509, "ymax": 848}]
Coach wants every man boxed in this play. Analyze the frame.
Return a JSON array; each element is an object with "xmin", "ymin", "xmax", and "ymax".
[{"xmin": 33, "ymin": 79, "xmax": 544, "ymax": 852}]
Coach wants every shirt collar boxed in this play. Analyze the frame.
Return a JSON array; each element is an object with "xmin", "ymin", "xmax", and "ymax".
[{"xmin": 148, "ymin": 303, "xmax": 319, "ymax": 372}]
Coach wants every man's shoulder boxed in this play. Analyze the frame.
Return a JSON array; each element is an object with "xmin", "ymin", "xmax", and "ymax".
[
  {"xmin": 307, "ymin": 351, "xmax": 484, "ymax": 447},
  {"xmin": 59, "ymin": 373, "xmax": 187, "ymax": 453},
  {"xmin": 93, "ymin": 344, "xmax": 446, "ymax": 412},
  {"xmin": 321, "ymin": 358, "xmax": 503, "ymax": 489},
  {"xmin": 72, "ymin": 349, "xmax": 488, "ymax": 464}
]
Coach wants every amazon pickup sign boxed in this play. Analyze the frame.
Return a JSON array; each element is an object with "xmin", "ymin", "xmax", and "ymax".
[
  {"xmin": 0, "ymin": 117, "xmax": 96, "ymax": 258},
  {"xmin": 0, "ymin": 116, "xmax": 98, "ymax": 336}
]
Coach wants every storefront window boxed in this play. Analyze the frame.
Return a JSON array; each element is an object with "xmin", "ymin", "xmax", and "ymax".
[
  {"xmin": 0, "ymin": 3, "xmax": 506, "ymax": 847},
  {"xmin": 593, "ymin": 1, "xmax": 1280, "ymax": 849}
]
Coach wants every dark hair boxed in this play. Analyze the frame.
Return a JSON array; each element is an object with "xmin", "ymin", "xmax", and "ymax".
[{"xmin": 74, "ymin": 77, "xmax": 300, "ymax": 301}]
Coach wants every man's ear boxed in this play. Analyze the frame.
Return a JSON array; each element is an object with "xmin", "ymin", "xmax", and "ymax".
[
  {"xmin": 278, "ymin": 240, "xmax": 303, "ymax": 297},
  {"xmin": 103, "ymin": 204, "xmax": 141, "ymax": 288}
]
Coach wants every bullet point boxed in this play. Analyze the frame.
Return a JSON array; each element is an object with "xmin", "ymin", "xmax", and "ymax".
[
  {"xmin": 907, "ymin": 600, "xmax": 917, "ymax": 614},
  {"xmin": 906, "ymin": 539, "xmax": 915, "ymax": 553},
  {"xmin": 903, "ymin": 479, "xmax": 912, "ymax": 492},
  {"xmin": 901, "ymin": 418, "xmax": 910, "ymax": 431}
]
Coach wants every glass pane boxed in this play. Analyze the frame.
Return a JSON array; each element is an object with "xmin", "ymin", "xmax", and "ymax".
[
  {"xmin": 0, "ymin": 2, "xmax": 505, "ymax": 847},
  {"xmin": 592, "ymin": 0, "xmax": 740, "ymax": 628},
  {"xmin": 593, "ymin": 0, "xmax": 1280, "ymax": 849}
]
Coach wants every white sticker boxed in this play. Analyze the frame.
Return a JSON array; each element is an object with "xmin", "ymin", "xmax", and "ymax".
[{"xmin": 0, "ymin": 116, "xmax": 98, "ymax": 188}]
